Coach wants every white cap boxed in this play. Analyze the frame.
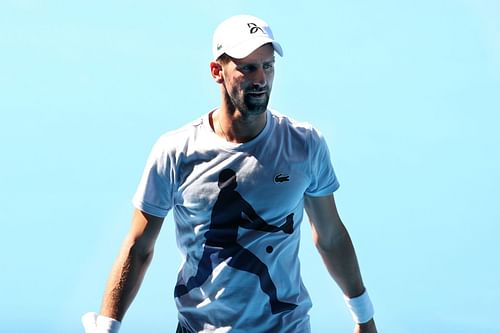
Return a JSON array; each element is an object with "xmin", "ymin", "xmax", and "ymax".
[{"xmin": 212, "ymin": 15, "xmax": 283, "ymax": 60}]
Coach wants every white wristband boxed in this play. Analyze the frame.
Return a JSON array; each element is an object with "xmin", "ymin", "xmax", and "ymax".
[
  {"xmin": 82, "ymin": 312, "xmax": 121, "ymax": 333},
  {"xmin": 343, "ymin": 289, "xmax": 374, "ymax": 324},
  {"xmin": 96, "ymin": 314, "xmax": 121, "ymax": 333}
]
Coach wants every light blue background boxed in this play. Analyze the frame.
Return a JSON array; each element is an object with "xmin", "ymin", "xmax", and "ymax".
[{"xmin": 1, "ymin": 1, "xmax": 499, "ymax": 332}]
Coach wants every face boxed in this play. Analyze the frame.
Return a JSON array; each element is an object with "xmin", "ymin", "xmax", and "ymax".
[{"xmin": 218, "ymin": 44, "xmax": 275, "ymax": 116}]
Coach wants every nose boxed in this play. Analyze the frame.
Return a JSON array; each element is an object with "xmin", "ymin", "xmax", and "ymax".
[{"xmin": 252, "ymin": 66, "xmax": 267, "ymax": 88}]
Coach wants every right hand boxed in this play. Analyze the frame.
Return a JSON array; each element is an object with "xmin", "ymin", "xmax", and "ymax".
[{"xmin": 82, "ymin": 312, "xmax": 121, "ymax": 333}]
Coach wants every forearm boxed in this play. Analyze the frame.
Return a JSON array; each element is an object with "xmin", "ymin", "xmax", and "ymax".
[
  {"xmin": 314, "ymin": 223, "xmax": 365, "ymax": 298},
  {"xmin": 100, "ymin": 239, "xmax": 154, "ymax": 321},
  {"xmin": 305, "ymin": 195, "xmax": 376, "ymax": 331},
  {"xmin": 316, "ymin": 223, "xmax": 377, "ymax": 331}
]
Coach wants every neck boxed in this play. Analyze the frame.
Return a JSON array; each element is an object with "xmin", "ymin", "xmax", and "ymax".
[{"xmin": 213, "ymin": 103, "xmax": 267, "ymax": 143}]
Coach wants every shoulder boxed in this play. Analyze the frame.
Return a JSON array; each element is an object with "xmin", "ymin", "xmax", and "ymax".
[
  {"xmin": 152, "ymin": 115, "xmax": 207, "ymax": 156},
  {"xmin": 268, "ymin": 109, "xmax": 326, "ymax": 145},
  {"xmin": 140, "ymin": 114, "xmax": 212, "ymax": 174}
]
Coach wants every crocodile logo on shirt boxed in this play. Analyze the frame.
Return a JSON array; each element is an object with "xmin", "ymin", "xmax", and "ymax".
[{"xmin": 274, "ymin": 173, "xmax": 290, "ymax": 183}]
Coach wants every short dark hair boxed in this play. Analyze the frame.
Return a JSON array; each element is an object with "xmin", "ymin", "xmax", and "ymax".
[{"xmin": 216, "ymin": 53, "xmax": 232, "ymax": 64}]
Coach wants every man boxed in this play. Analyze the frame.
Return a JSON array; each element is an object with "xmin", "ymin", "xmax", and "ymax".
[{"xmin": 82, "ymin": 14, "xmax": 377, "ymax": 333}]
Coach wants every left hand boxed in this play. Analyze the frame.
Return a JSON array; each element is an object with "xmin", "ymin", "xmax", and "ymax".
[{"xmin": 354, "ymin": 318, "xmax": 377, "ymax": 333}]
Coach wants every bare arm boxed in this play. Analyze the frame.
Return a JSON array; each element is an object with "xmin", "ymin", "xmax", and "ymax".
[
  {"xmin": 100, "ymin": 209, "xmax": 164, "ymax": 321},
  {"xmin": 304, "ymin": 194, "xmax": 376, "ymax": 332}
]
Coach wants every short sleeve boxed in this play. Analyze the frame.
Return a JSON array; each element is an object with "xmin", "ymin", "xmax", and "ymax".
[
  {"xmin": 132, "ymin": 138, "xmax": 174, "ymax": 218},
  {"xmin": 305, "ymin": 128, "xmax": 340, "ymax": 196}
]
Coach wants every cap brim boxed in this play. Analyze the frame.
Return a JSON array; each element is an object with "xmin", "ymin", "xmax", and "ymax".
[{"xmin": 225, "ymin": 37, "xmax": 283, "ymax": 59}]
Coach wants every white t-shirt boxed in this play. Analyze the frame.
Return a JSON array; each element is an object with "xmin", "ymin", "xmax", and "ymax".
[{"xmin": 133, "ymin": 109, "xmax": 339, "ymax": 333}]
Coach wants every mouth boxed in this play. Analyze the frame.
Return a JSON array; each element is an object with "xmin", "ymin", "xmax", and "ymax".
[{"xmin": 246, "ymin": 90, "xmax": 268, "ymax": 98}]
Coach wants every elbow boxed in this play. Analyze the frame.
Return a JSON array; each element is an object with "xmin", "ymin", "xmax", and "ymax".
[
  {"xmin": 312, "ymin": 235, "xmax": 334, "ymax": 254},
  {"xmin": 132, "ymin": 246, "xmax": 154, "ymax": 265},
  {"xmin": 312, "ymin": 224, "xmax": 349, "ymax": 254},
  {"xmin": 123, "ymin": 237, "xmax": 155, "ymax": 265},
  {"xmin": 131, "ymin": 243, "xmax": 154, "ymax": 264}
]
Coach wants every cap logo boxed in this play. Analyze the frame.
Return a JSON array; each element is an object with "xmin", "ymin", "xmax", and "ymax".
[
  {"xmin": 217, "ymin": 43, "xmax": 223, "ymax": 51},
  {"xmin": 247, "ymin": 22, "xmax": 264, "ymax": 34}
]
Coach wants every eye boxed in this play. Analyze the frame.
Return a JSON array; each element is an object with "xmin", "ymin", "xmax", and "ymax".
[
  {"xmin": 263, "ymin": 62, "xmax": 274, "ymax": 70},
  {"xmin": 239, "ymin": 64, "xmax": 255, "ymax": 72}
]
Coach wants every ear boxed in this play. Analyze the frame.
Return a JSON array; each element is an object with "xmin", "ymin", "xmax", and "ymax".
[{"xmin": 210, "ymin": 61, "xmax": 224, "ymax": 84}]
